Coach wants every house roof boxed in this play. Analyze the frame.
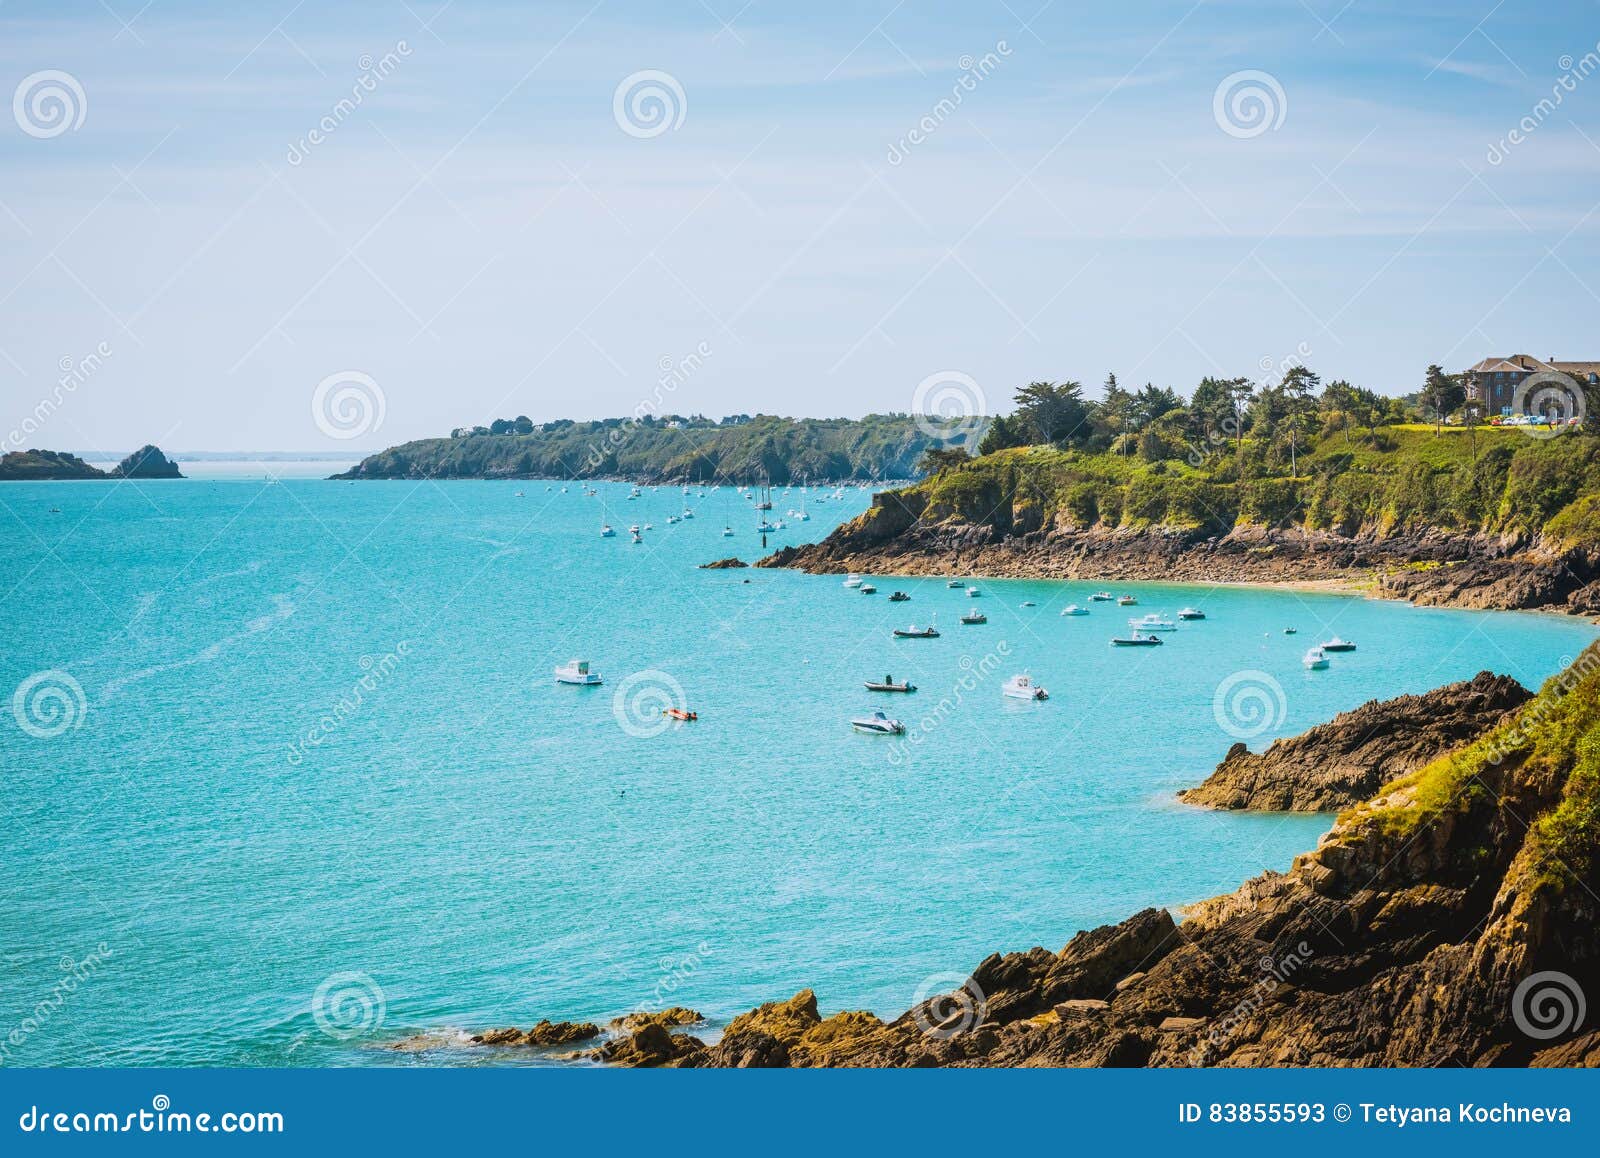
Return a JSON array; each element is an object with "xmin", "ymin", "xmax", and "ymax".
[{"xmin": 1465, "ymin": 354, "xmax": 1556, "ymax": 374}]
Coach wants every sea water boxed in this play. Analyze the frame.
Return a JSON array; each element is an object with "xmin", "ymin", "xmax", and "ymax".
[{"xmin": 1, "ymin": 478, "xmax": 1592, "ymax": 1065}]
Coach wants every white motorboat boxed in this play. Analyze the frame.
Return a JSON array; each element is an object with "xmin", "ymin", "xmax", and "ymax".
[
  {"xmin": 1177, "ymin": 608, "xmax": 1206, "ymax": 620},
  {"xmin": 1002, "ymin": 674, "xmax": 1048, "ymax": 701},
  {"xmin": 947, "ymin": 579, "xmax": 965, "ymax": 588},
  {"xmin": 1117, "ymin": 595, "xmax": 1138, "ymax": 606},
  {"xmin": 554, "ymin": 659, "xmax": 602, "ymax": 685},
  {"xmin": 1321, "ymin": 637, "xmax": 1357, "ymax": 653},
  {"xmin": 682, "ymin": 509, "xmax": 694, "ymax": 519},
  {"xmin": 600, "ymin": 524, "xmax": 616, "ymax": 538},
  {"xmin": 1128, "ymin": 614, "xmax": 1177, "ymax": 632},
  {"xmin": 851, "ymin": 710, "xmax": 905, "ymax": 735},
  {"xmin": 723, "ymin": 526, "xmax": 734, "ymax": 537},
  {"xmin": 1089, "ymin": 592, "xmax": 1113, "ymax": 602},
  {"xmin": 966, "ymin": 585, "xmax": 982, "ymax": 598},
  {"xmin": 1303, "ymin": 647, "xmax": 1330, "ymax": 670},
  {"xmin": 843, "ymin": 573, "xmax": 864, "ymax": 588},
  {"xmin": 1060, "ymin": 604, "xmax": 1089, "ymax": 616}
]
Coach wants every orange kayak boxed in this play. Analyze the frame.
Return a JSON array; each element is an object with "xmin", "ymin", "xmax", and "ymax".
[{"xmin": 663, "ymin": 708, "xmax": 698, "ymax": 721}]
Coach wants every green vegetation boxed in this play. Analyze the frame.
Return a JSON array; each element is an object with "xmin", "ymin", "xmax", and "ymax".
[
  {"xmin": 0, "ymin": 449, "xmax": 107, "ymax": 480},
  {"xmin": 338, "ymin": 413, "xmax": 979, "ymax": 484},
  {"xmin": 894, "ymin": 367, "xmax": 1600, "ymax": 542}
]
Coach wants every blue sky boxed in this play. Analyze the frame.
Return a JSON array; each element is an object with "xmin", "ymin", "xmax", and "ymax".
[{"xmin": 2, "ymin": 0, "xmax": 1599, "ymax": 451}]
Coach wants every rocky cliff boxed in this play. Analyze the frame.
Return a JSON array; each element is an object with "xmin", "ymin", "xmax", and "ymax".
[
  {"xmin": 0, "ymin": 445, "xmax": 183, "ymax": 481},
  {"xmin": 597, "ymin": 645, "xmax": 1600, "ymax": 1067},
  {"xmin": 113, "ymin": 444, "xmax": 183, "ymax": 479},
  {"xmin": 1179, "ymin": 672, "xmax": 1532, "ymax": 812}
]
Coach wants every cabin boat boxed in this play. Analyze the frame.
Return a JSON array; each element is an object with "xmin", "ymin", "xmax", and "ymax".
[
  {"xmin": 966, "ymin": 586, "xmax": 982, "ymax": 598},
  {"xmin": 893, "ymin": 624, "xmax": 940, "ymax": 639},
  {"xmin": 860, "ymin": 584, "xmax": 878, "ymax": 594},
  {"xmin": 851, "ymin": 710, "xmax": 905, "ymax": 735},
  {"xmin": 1060, "ymin": 604, "xmax": 1089, "ymax": 616},
  {"xmin": 723, "ymin": 527, "xmax": 734, "ymax": 537},
  {"xmin": 888, "ymin": 591, "xmax": 910, "ymax": 602},
  {"xmin": 1321, "ymin": 637, "xmax": 1357, "ymax": 652},
  {"xmin": 864, "ymin": 676, "xmax": 916, "ymax": 693},
  {"xmin": 1089, "ymin": 592, "xmax": 1113, "ymax": 602},
  {"xmin": 961, "ymin": 610, "xmax": 987, "ymax": 625},
  {"xmin": 600, "ymin": 524, "xmax": 616, "ymax": 538},
  {"xmin": 1284, "ymin": 627, "xmax": 1298, "ymax": 635},
  {"xmin": 1177, "ymin": 608, "xmax": 1206, "ymax": 620},
  {"xmin": 843, "ymin": 573, "xmax": 864, "ymax": 588},
  {"xmin": 947, "ymin": 579, "xmax": 965, "ymax": 588},
  {"xmin": 1303, "ymin": 647, "xmax": 1330, "ymax": 670},
  {"xmin": 554, "ymin": 660, "xmax": 602, "ymax": 685},
  {"xmin": 1002, "ymin": 674, "xmax": 1048, "ymax": 701},
  {"xmin": 1129, "ymin": 614, "xmax": 1177, "ymax": 632},
  {"xmin": 1110, "ymin": 634, "xmax": 1164, "ymax": 647},
  {"xmin": 1117, "ymin": 595, "xmax": 1138, "ymax": 606}
]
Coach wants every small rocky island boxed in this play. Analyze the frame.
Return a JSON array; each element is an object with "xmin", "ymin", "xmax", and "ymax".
[{"xmin": 0, "ymin": 444, "xmax": 183, "ymax": 481}]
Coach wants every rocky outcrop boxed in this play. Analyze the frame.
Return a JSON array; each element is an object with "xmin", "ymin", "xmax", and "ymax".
[
  {"xmin": 469, "ymin": 1019, "xmax": 600, "ymax": 1047},
  {"xmin": 1180, "ymin": 671, "xmax": 1532, "ymax": 812},
  {"xmin": 0, "ymin": 449, "xmax": 107, "ymax": 480},
  {"xmin": 698, "ymin": 557, "xmax": 748, "ymax": 569},
  {"xmin": 606, "ymin": 1007, "xmax": 705, "ymax": 1031},
  {"xmin": 759, "ymin": 491, "xmax": 1600, "ymax": 615},
  {"xmin": 113, "ymin": 444, "xmax": 183, "ymax": 479},
  {"xmin": 601, "ymin": 645, "xmax": 1600, "ymax": 1067}
]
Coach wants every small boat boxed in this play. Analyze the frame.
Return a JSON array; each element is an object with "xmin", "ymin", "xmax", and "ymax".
[
  {"xmin": 47, "ymin": 506, "xmax": 61, "ymax": 514},
  {"xmin": 961, "ymin": 610, "xmax": 987, "ymax": 625},
  {"xmin": 1321, "ymin": 637, "xmax": 1357, "ymax": 652},
  {"xmin": 851, "ymin": 710, "xmax": 905, "ymax": 735},
  {"xmin": 843, "ymin": 573, "xmax": 864, "ymax": 588},
  {"xmin": 1117, "ymin": 595, "xmax": 1138, "ymax": 606},
  {"xmin": 1284, "ymin": 627, "xmax": 1298, "ymax": 635},
  {"xmin": 662, "ymin": 707, "xmax": 698, "ymax": 721},
  {"xmin": 644, "ymin": 523, "xmax": 653, "ymax": 530},
  {"xmin": 628, "ymin": 525, "xmax": 640, "ymax": 534},
  {"xmin": 554, "ymin": 659, "xmax": 603, "ymax": 685},
  {"xmin": 1303, "ymin": 647, "xmax": 1330, "ymax": 670},
  {"xmin": 864, "ymin": 675, "xmax": 916, "ymax": 693},
  {"xmin": 888, "ymin": 591, "xmax": 910, "ymax": 602},
  {"xmin": 1021, "ymin": 601, "xmax": 1036, "ymax": 607},
  {"xmin": 893, "ymin": 624, "xmax": 940, "ymax": 639},
  {"xmin": 1002, "ymin": 673, "xmax": 1048, "ymax": 701},
  {"xmin": 860, "ymin": 584, "xmax": 878, "ymax": 594},
  {"xmin": 1060, "ymin": 604, "xmax": 1089, "ymax": 616},
  {"xmin": 1089, "ymin": 592, "xmax": 1113, "ymax": 602},
  {"xmin": 723, "ymin": 527, "xmax": 734, "ymax": 537},
  {"xmin": 1177, "ymin": 608, "xmax": 1206, "ymax": 620},
  {"xmin": 966, "ymin": 586, "xmax": 982, "ymax": 598},
  {"xmin": 666, "ymin": 515, "xmax": 680, "ymax": 525},
  {"xmin": 757, "ymin": 521, "xmax": 777, "ymax": 533},
  {"xmin": 1128, "ymin": 615, "xmax": 1177, "ymax": 632},
  {"xmin": 514, "ymin": 490, "xmax": 525, "ymax": 498},
  {"xmin": 682, "ymin": 509, "xmax": 694, "ymax": 519},
  {"xmin": 600, "ymin": 524, "xmax": 616, "ymax": 538},
  {"xmin": 1110, "ymin": 634, "xmax": 1164, "ymax": 647},
  {"xmin": 630, "ymin": 531, "xmax": 643, "ymax": 544},
  {"xmin": 947, "ymin": 579, "xmax": 965, "ymax": 588}
]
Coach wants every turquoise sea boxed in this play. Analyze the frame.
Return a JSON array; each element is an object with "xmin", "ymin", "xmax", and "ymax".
[{"xmin": 1, "ymin": 477, "xmax": 1593, "ymax": 1066}]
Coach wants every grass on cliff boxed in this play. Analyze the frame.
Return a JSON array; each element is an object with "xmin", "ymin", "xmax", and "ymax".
[
  {"xmin": 896, "ymin": 427, "xmax": 1600, "ymax": 545},
  {"xmin": 1352, "ymin": 645, "xmax": 1600, "ymax": 896}
]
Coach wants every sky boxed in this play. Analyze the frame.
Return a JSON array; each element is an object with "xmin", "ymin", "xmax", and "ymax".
[{"xmin": 2, "ymin": 0, "xmax": 1599, "ymax": 452}]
